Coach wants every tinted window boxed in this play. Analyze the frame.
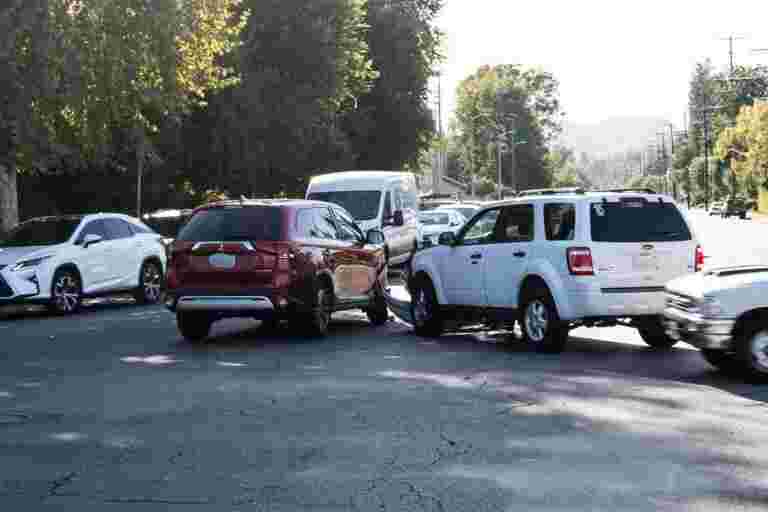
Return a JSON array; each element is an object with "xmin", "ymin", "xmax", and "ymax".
[
  {"xmin": 129, "ymin": 222, "xmax": 156, "ymax": 235},
  {"xmin": 313, "ymin": 208, "xmax": 339, "ymax": 240},
  {"xmin": 77, "ymin": 220, "xmax": 109, "ymax": 243},
  {"xmin": 382, "ymin": 191, "xmax": 392, "ymax": 220},
  {"xmin": 495, "ymin": 205, "xmax": 534, "ymax": 242},
  {"xmin": 296, "ymin": 209, "xmax": 316, "ymax": 238},
  {"xmin": 306, "ymin": 191, "xmax": 382, "ymax": 221},
  {"xmin": 332, "ymin": 208, "xmax": 363, "ymax": 242},
  {"xmin": 177, "ymin": 206, "xmax": 283, "ymax": 242},
  {"xmin": 459, "ymin": 208, "xmax": 500, "ymax": 246},
  {"xmin": 2, "ymin": 218, "xmax": 82, "ymax": 247},
  {"xmin": 419, "ymin": 212, "xmax": 451, "ymax": 225},
  {"xmin": 103, "ymin": 219, "xmax": 134, "ymax": 240},
  {"xmin": 590, "ymin": 201, "xmax": 691, "ymax": 242},
  {"xmin": 545, "ymin": 203, "xmax": 575, "ymax": 241}
]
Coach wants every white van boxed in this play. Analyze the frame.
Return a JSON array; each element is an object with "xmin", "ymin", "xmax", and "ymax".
[{"xmin": 306, "ymin": 171, "xmax": 420, "ymax": 266}]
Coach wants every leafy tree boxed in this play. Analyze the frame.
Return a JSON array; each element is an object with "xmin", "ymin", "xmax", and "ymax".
[{"xmin": 715, "ymin": 102, "xmax": 768, "ymax": 190}]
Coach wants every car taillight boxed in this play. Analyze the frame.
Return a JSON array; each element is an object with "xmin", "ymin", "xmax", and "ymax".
[
  {"xmin": 567, "ymin": 247, "xmax": 594, "ymax": 276},
  {"xmin": 695, "ymin": 245, "xmax": 705, "ymax": 272},
  {"xmin": 277, "ymin": 250, "xmax": 295, "ymax": 271}
]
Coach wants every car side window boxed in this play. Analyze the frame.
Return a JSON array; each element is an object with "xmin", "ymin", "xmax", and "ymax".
[
  {"xmin": 313, "ymin": 208, "xmax": 339, "ymax": 241},
  {"xmin": 382, "ymin": 191, "xmax": 393, "ymax": 220},
  {"xmin": 77, "ymin": 220, "xmax": 108, "ymax": 243},
  {"xmin": 296, "ymin": 209, "xmax": 317, "ymax": 238},
  {"xmin": 458, "ymin": 208, "xmax": 501, "ymax": 246},
  {"xmin": 332, "ymin": 208, "xmax": 364, "ymax": 243},
  {"xmin": 494, "ymin": 205, "xmax": 535, "ymax": 243},
  {"xmin": 104, "ymin": 219, "xmax": 134, "ymax": 240},
  {"xmin": 544, "ymin": 203, "xmax": 575, "ymax": 241}
]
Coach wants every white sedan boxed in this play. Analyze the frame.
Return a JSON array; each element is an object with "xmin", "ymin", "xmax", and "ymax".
[
  {"xmin": 0, "ymin": 213, "xmax": 166, "ymax": 314},
  {"xmin": 418, "ymin": 210, "xmax": 465, "ymax": 248}
]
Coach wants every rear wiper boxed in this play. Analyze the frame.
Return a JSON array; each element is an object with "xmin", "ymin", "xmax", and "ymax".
[{"xmin": 651, "ymin": 231, "xmax": 681, "ymax": 238}]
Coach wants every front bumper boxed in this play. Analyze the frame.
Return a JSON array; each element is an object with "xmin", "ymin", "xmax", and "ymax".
[
  {"xmin": 663, "ymin": 307, "xmax": 735, "ymax": 350},
  {"xmin": 0, "ymin": 269, "xmax": 43, "ymax": 305}
]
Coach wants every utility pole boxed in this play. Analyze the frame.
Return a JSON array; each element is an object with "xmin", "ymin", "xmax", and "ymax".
[
  {"xmin": 719, "ymin": 34, "xmax": 747, "ymax": 75},
  {"xmin": 704, "ymin": 120, "xmax": 710, "ymax": 209}
]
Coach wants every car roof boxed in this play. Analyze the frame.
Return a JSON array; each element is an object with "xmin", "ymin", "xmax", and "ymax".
[
  {"xmin": 23, "ymin": 213, "xmax": 141, "ymax": 224},
  {"xmin": 436, "ymin": 203, "xmax": 479, "ymax": 209},
  {"xmin": 194, "ymin": 198, "xmax": 353, "ymax": 213},
  {"xmin": 308, "ymin": 170, "xmax": 413, "ymax": 189},
  {"xmin": 483, "ymin": 190, "xmax": 676, "ymax": 208}
]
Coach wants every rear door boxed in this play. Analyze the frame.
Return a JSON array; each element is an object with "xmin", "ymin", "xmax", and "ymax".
[
  {"xmin": 102, "ymin": 218, "xmax": 139, "ymax": 285},
  {"xmin": 173, "ymin": 206, "xmax": 283, "ymax": 294},
  {"xmin": 74, "ymin": 219, "xmax": 113, "ymax": 289},
  {"xmin": 331, "ymin": 206, "xmax": 378, "ymax": 299},
  {"xmin": 588, "ymin": 197, "xmax": 696, "ymax": 291}
]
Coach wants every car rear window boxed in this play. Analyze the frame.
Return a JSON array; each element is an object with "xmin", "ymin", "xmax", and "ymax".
[
  {"xmin": 177, "ymin": 206, "xmax": 283, "ymax": 242},
  {"xmin": 590, "ymin": 200, "xmax": 691, "ymax": 242}
]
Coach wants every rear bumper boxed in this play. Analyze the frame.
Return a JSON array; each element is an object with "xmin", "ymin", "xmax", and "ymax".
[
  {"xmin": 164, "ymin": 287, "xmax": 302, "ymax": 318},
  {"xmin": 564, "ymin": 289, "xmax": 667, "ymax": 320},
  {"xmin": 662, "ymin": 307, "xmax": 735, "ymax": 350}
]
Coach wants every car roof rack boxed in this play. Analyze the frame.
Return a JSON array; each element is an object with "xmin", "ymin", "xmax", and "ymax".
[
  {"xmin": 517, "ymin": 187, "xmax": 585, "ymax": 197},
  {"xmin": 597, "ymin": 188, "xmax": 658, "ymax": 194}
]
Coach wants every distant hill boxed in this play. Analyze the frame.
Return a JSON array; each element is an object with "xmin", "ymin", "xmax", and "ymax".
[{"xmin": 559, "ymin": 117, "xmax": 672, "ymax": 156}]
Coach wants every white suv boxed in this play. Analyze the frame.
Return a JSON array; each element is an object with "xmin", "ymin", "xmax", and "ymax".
[
  {"xmin": 0, "ymin": 214, "xmax": 166, "ymax": 314},
  {"xmin": 408, "ymin": 188, "xmax": 703, "ymax": 352}
]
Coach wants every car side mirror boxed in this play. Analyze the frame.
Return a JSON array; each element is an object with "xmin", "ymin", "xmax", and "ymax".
[
  {"xmin": 366, "ymin": 229, "xmax": 385, "ymax": 246},
  {"xmin": 438, "ymin": 232, "xmax": 455, "ymax": 246},
  {"xmin": 392, "ymin": 210, "xmax": 404, "ymax": 227},
  {"xmin": 82, "ymin": 233, "xmax": 103, "ymax": 248}
]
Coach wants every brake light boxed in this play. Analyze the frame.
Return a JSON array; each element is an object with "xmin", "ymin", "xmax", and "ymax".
[
  {"xmin": 277, "ymin": 250, "xmax": 295, "ymax": 271},
  {"xmin": 695, "ymin": 245, "xmax": 705, "ymax": 272},
  {"xmin": 567, "ymin": 247, "xmax": 594, "ymax": 276}
]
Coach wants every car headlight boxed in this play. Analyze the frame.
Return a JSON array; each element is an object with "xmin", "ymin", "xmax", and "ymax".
[
  {"xmin": 11, "ymin": 255, "xmax": 53, "ymax": 272},
  {"xmin": 700, "ymin": 296, "xmax": 727, "ymax": 319}
]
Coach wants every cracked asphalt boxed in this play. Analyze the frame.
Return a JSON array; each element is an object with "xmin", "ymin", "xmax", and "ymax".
[{"xmin": 2, "ymin": 211, "xmax": 768, "ymax": 511}]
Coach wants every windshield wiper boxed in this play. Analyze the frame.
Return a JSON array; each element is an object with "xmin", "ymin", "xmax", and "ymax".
[{"xmin": 651, "ymin": 231, "xmax": 681, "ymax": 238}]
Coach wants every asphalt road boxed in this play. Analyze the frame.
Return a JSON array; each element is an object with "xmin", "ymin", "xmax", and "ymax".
[{"xmin": 2, "ymin": 210, "xmax": 768, "ymax": 511}]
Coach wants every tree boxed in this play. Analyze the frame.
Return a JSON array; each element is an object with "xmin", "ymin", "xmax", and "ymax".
[
  {"xmin": 36, "ymin": 0, "xmax": 250, "ymax": 216},
  {"xmin": 715, "ymin": 102, "xmax": 768, "ymax": 190}
]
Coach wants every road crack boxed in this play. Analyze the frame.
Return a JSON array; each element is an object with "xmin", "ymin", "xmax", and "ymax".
[{"xmin": 46, "ymin": 471, "xmax": 77, "ymax": 498}]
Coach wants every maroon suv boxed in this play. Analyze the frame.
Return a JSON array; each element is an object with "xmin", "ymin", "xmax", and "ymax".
[{"xmin": 164, "ymin": 199, "xmax": 389, "ymax": 342}]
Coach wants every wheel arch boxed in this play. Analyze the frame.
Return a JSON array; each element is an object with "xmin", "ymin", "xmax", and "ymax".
[
  {"xmin": 408, "ymin": 266, "xmax": 446, "ymax": 305},
  {"xmin": 138, "ymin": 256, "xmax": 164, "ymax": 286},
  {"xmin": 52, "ymin": 263, "xmax": 82, "ymax": 291},
  {"xmin": 517, "ymin": 260, "xmax": 574, "ymax": 320},
  {"xmin": 732, "ymin": 308, "xmax": 768, "ymax": 339}
]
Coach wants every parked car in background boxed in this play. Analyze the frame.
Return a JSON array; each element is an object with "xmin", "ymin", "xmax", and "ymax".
[
  {"xmin": 721, "ymin": 196, "xmax": 750, "ymax": 219},
  {"xmin": 436, "ymin": 203, "xmax": 482, "ymax": 221},
  {"xmin": 305, "ymin": 171, "xmax": 419, "ymax": 267},
  {"xmin": 0, "ymin": 214, "xmax": 166, "ymax": 314},
  {"xmin": 665, "ymin": 265, "xmax": 768, "ymax": 382},
  {"xmin": 418, "ymin": 209, "xmax": 465, "ymax": 248},
  {"xmin": 709, "ymin": 201, "xmax": 725, "ymax": 216},
  {"xmin": 164, "ymin": 199, "xmax": 388, "ymax": 342},
  {"xmin": 409, "ymin": 188, "xmax": 702, "ymax": 353},
  {"xmin": 142, "ymin": 209, "xmax": 193, "ymax": 244}
]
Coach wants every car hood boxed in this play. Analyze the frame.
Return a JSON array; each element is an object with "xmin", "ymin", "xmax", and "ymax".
[
  {"xmin": 420, "ymin": 225, "xmax": 454, "ymax": 236},
  {"xmin": 0, "ymin": 245, "xmax": 59, "ymax": 267},
  {"xmin": 357, "ymin": 220, "xmax": 380, "ymax": 233},
  {"xmin": 666, "ymin": 268, "xmax": 768, "ymax": 299}
]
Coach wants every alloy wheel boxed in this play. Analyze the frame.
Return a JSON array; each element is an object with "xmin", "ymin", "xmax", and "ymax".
[
  {"xmin": 524, "ymin": 299, "xmax": 548, "ymax": 343},
  {"xmin": 750, "ymin": 330, "xmax": 768, "ymax": 372},
  {"xmin": 316, "ymin": 288, "xmax": 331, "ymax": 332},
  {"xmin": 53, "ymin": 274, "xmax": 80, "ymax": 313},
  {"xmin": 413, "ymin": 287, "xmax": 430, "ymax": 327},
  {"xmin": 142, "ymin": 264, "xmax": 162, "ymax": 303}
]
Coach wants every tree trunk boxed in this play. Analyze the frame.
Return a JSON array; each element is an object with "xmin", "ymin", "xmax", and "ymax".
[{"xmin": 0, "ymin": 162, "xmax": 18, "ymax": 235}]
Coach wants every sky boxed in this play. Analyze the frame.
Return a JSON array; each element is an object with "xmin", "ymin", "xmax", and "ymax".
[{"xmin": 433, "ymin": 0, "xmax": 768, "ymax": 130}]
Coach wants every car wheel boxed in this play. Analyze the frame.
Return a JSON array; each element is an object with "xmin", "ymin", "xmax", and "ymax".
[
  {"xmin": 134, "ymin": 260, "xmax": 163, "ymax": 305},
  {"xmin": 519, "ymin": 285, "xmax": 568, "ymax": 353},
  {"xmin": 740, "ymin": 212, "xmax": 747, "ymax": 219},
  {"xmin": 411, "ymin": 275, "xmax": 443, "ymax": 337},
  {"xmin": 700, "ymin": 349, "xmax": 741, "ymax": 375},
  {"xmin": 304, "ymin": 282, "xmax": 333, "ymax": 337},
  {"xmin": 177, "ymin": 312, "xmax": 212, "ymax": 343},
  {"xmin": 258, "ymin": 317, "xmax": 281, "ymax": 332},
  {"xmin": 366, "ymin": 283, "xmax": 389, "ymax": 326},
  {"xmin": 733, "ymin": 321, "xmax": 768, "ymax": 383},
  {"xmin": 49, "ymin": 268, "xmax": 82, "ymax": 315},
  {"xmin": 636, "ymin": 317, "xmax": 678, "ymax": 349}
]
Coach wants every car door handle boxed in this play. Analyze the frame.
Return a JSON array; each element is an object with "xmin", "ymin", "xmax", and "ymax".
[
  {"xmin": 470, "ymin": 253, "xmax": 482, "ymax": 260},
  {"xmin": 513, "ymin": 251, "xmax": 526, "ymax": 258}
]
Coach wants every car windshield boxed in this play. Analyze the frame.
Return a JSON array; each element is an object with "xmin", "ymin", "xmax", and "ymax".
[
  {"xmin": 177, "ymin": 206, "xmax": 283, "ymax": 242},
  {"xmin": 441, "ymin": 207, "xmax": 475, "ymax": 219},
  {"xmin": 419, "ymin": 212, "xmax": 452, "ymax": 225},
  {"xmin": 306, "ymin": 191, "xmax": 381, "ymax": 221},
  {"xmin": 590, "ymin": 201, "xmax": 692, "ymax": 242},
  {"xmin": 1, "ymin": 218, "xmax": 81, "ymax": 247}
]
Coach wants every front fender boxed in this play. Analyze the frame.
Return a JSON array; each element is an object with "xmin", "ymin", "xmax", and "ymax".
[
  {"xmin": 519, "ymin": 258, "xmax": 575, "ymax": 320},
  {"xmin": 409, "ymin": 247, "xmax": 449, "ymax": 305}
]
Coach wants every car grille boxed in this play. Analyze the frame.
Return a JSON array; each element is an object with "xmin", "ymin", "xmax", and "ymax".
[
  {"xmin": 666, "ymin": 291, "xmax": 697, "ymax": 313},
  {"xmin": 0, "ymin": 275, "xmax": 13, "ymax": 298}
]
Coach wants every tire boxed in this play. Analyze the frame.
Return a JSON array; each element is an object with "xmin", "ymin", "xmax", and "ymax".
[
  {"xmin": 258, "ymin": 317, "xmax": 281, "ymax": 332},
  {"xmin": 733, "ymin": 321, "xmax": 768, "ymax": 383},
  {"xmin": 177, "ymin": 312, "xmax": 212, "ymax": 343},
  {"xmin": 410, "ymin": 275, "xmax": 443, "ymax": 337},
  {"xmin": 519, "ymin": 285, "xmax": 568, "ymax": 353},
  {"xmin": 740, "ymin": 212, "xmax": 747, "ymax": 220},
  {"xmin": 700, "ymin": 349, "xmax": 741, "ymax": 375},
  {"xmin": 366, "ymin": 283, "xmax": 389, "ymax": 326},
  {"xmin": 303, "ymin": 281, "xmax": 333, "ymax": 337},
  {"xmin": 134, "ymin": 260, "xmax": 163, "ymax": 305},
  {"xmin": 636, "ymin": 317, "xmax": 679, "ymax": 349},
  {"xmin": 49, "ymin": 268, "xmax": 82, "ymax": 315}
]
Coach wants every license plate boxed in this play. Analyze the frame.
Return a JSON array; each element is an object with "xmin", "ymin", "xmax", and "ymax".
[{"xmin": 209, "ymin": 253, "xmax": 236, "ymax": 269}]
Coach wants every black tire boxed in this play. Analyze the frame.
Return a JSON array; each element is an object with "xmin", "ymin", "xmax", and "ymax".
[
  {"xmin": 134, "ymin": 260, "xmax": 163, "ymax": 305},
  {"xmin": 177, "ymin": 312, "xmax": 212, "ymax": 343},
  {"xmin": 519, "ymin": 285, "xmax": 568, "ymax": 353},
  {"xmin": 733, "ymin": 321, "xmax": 768, "ymax": 383},
  {"xmin": 636, "ymin": 317, "xmax": 678, "ymax": 349},
  {"xmin": 700, "ymin": 349, "xmax": 741, "ymax": 375},
  {"xmin": 258, "ymin": 317, "xmax": 281, "ymax": 332},
  {"xmin": 366, "ymin": 283, "xmax": 389, "ymax": 326},
  {"xmin": 740, "ymin": 212, "xmax": 747, "ymax": 220},
  {"xmin": 48, "ymin": 268, "xmax": 82, "ymax": 315},
  {"xmin": 410, "ymin": 275, "xmax": 443, "ymax": 337},
  {"xmin": 303, "ymin": 281, "xmax": 333, "ymax": 337}
]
